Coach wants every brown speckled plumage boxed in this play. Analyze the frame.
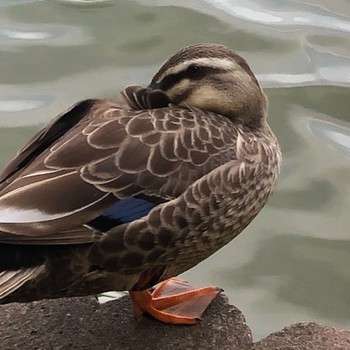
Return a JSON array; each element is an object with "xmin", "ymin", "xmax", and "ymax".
[{"xmin": 0, "ymin": 43, "xmax": 281, "ymax": 303}]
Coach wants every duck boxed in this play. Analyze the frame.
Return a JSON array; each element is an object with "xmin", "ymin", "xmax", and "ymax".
[{"xmin": 0, "ymin": 43, "xmax": 281, "ymax": 325}]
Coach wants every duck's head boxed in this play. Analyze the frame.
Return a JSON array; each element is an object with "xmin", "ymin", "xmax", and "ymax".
[{"xmin": 149, "ymin": 43, "xmax": 268, "ymax": 127}]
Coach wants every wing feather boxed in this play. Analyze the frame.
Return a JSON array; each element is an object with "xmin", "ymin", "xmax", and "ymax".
[
  {"xmin": 0, "ymin": 99, "xmax": 99, "ymax": 187},
  {"xmin": 0, "ymin": 266, "xmax": 45, "ymax": 300},
  {"xmin": 0, "ymin": 90, "xmax": 239, "ymax": 244}
]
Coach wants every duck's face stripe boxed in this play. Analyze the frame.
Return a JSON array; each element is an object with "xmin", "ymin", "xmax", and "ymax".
[{"xmin": 153, "ymin": 57, "xmax": 236, "ymax": 89}]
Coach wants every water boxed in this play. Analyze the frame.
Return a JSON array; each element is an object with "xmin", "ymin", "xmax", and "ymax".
[{"xmin": 0, "ymin": 0, "xmax": 349, "ymax": 340}]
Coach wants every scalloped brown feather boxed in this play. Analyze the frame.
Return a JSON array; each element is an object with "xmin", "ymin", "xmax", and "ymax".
[{"xmin": 0, "ymin": 44, "xmax": 281, "ymax": 303}]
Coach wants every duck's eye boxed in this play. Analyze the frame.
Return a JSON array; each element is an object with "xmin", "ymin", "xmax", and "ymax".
[{"xmin": 186, "ymin": 64, "xmax": 202, "ymax": 79}]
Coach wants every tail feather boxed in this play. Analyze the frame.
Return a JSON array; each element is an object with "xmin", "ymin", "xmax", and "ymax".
[{"xmin": 0, "ymin": 265, "xmax": 45, "ymax": 301}]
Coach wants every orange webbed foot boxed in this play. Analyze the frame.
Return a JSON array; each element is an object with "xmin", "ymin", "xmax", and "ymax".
[{"xmin": 129, "ymin": 278, "xmax": 221, "ymax": 325}]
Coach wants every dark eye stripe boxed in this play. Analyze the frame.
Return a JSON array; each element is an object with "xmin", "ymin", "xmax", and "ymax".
[
  {"xmin": 159, "ymin": 72, "xmax": 184, "ymax": 91},
  {"xmin": 158, "ymin": 66, "xmax": 223, "ymax": 91}
]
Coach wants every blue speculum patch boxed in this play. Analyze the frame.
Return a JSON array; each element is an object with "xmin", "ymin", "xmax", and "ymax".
[{"xmin": 88, "ymin": 195, "xmax": 165, "ymax": 231}]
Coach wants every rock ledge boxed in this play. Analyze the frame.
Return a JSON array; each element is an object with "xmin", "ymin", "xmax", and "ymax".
[{"xmin": 1, "ymin": 294, "xmax": 349, "ymax": 350}]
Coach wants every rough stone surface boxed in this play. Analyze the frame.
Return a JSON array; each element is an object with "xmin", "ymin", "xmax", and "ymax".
[
  {"xmin": 1, "ymin": 295, "xmax": 350, "ymax": 350},
  {"xmin": 0, "ymin": 294, "xmax": 252, "ymax": 350},
  {"xmin": 251, "ymin": 322, "xmax": 350, "ymax": 350}
]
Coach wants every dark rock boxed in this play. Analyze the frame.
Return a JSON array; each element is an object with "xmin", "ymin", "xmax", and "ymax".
[
  {"xmin": 252, "ymin": 322, "xmax": 350, "ymax": 350},
  {"xmin": 1, "ymin": 294, "xmax": 349, "ymax": 350},
  {"xmin": 0, "ymin": 294, "xmax": 252, "ymax": 350}
]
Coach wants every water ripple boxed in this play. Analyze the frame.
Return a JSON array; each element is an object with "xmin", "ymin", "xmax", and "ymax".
[
  {"xmin": 0, "ymin": 97, "xmax": 49, "ymax": 113},
  {"xmin": 55, "ymin": 0, "xmax": 114, "ymax": 7},
  {"xmin": 0, "ymin": 22, "xmax": 91, "ymax": 47},
  {"xmin": 310, "ymin": 119, "xmax": 350, "ymax": 156},
  {"xmin": 139, "ymin": 0, "xmax": 350, "ymax": 33}
]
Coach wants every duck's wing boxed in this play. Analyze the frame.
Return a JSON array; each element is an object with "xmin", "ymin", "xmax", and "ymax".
[
  {"xmin": 0, "ymin": 99, "xmax": 123, "ymax": 242},
  {"xmin": 0, "ymin": 89, "xmax": 238, "ymax": 244},
  {"xmin": 0, "ymin": 99, "xmax": 100, "ymax": 188}
]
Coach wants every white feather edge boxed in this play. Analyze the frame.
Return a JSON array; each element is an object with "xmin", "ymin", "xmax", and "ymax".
[
  {"xmin": 0, "ymin": 193, "xmax": 110, "ymax": 224},
  {"xmin": 0, "ymin": 265, "xmax": 45, "ymax": 300},
  {"xmin": 20, "ymin": 169, "xmax": 63, "ymax": 178}
]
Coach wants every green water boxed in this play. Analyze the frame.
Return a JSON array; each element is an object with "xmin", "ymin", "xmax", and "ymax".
[{"xmin": 0, "ymin": 0, "xmax": 349, "ymax": 340}]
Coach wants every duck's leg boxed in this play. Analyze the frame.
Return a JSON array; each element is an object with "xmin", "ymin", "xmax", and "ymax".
[{"xmin": 129, "ymin": 277, "xmax": 221, "ymax": 325}]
